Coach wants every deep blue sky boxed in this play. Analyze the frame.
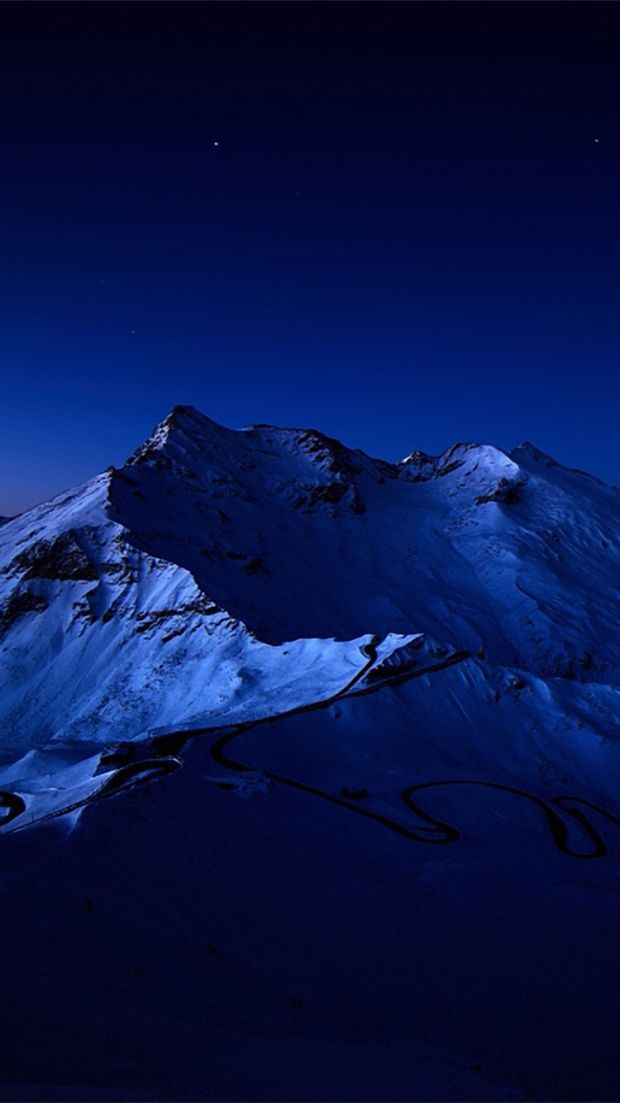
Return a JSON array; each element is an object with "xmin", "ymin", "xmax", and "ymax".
[{"xmin": 2, "ymin": 4, "xmax": 620, "ymax": 514}]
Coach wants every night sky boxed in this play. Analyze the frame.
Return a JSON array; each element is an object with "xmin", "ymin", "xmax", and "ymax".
[{"xmin": 2, "ymin": 4, "xmax": 620, "ymax": 515}]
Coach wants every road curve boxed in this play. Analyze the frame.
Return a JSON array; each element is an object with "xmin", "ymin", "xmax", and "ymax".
[
  {"xmin": 1, "ymin": 757, "xmax": 183, "ymax": 833},
  {"xmin": 201, "ymin": 646, "xmax": 620, "ymax": 860},
  {"xmin": 401, "ymin": 780, "xmax": 616, "ymax": 860},
  {"xmin": 0, "ymin": 790, "xmax": 26, "ymax": 828},
  {"xmin": 1, "ymin": 637, "xmax": 384, "ymax": 833},
  {"xmin": 4, "ymin": 639, "xmax": 619, "ymax": 861},
  {"xmin": 164, "ymin": 642, "xmax": 620, "ymax": 861}
]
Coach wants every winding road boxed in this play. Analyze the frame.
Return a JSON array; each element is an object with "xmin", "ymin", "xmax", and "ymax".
[
  {"xmin": 0, "ymin": 790, "xmax": 26, "ymax": 828},
  {"xmin": 192, "ymin": 641, "xmax": 620, "ymax": 861},
  {"xmin": 3, "ymin": 638, "xmax": 620, "ymax": 860},
  {"xmin": 2, "ymin": 757, "xmax": 183, "ymax": 832},
  {"xmin": 401, "ymin": 781, "xmax": 620, "ymax": 859}
]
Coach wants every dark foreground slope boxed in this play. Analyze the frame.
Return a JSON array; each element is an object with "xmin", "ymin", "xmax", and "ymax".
[
  {"xmin": 3, "ymin": 675, "xmax": 620, "ymax": 1102},
  {"xmin": 2, "ymin": 408, "xmax": 620, "ymax": 1101}
]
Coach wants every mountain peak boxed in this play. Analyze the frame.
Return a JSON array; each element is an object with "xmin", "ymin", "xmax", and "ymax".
[
  {"xmin": 511, "ymin": 440, "xmax": 558, "ymax": 466},
  {"xmin": 400, "ymin": 440, "xmax": 518, "ymax": 485},
  {"xmin": 125, "ymin": 405, "xmax": 227, "ymax": 467},
  {"xmin": 155, "ymin": 404, "xmax": 225, "ymax": 438},
  {"xmin": 511, "ymin": 440, "xmax": 610, "ymax": 487}
]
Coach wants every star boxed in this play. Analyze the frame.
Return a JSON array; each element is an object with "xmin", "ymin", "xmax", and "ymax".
[
  {"xmin": 213, "ymin": 140, "xmax": 219, "ymax": 147},
  {"xmin": 594, "ymin": 138, "xmax": 600, "ymax": 144}
]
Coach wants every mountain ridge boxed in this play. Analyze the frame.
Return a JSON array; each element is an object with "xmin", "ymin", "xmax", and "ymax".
[
  {"xmin": 2, "ymin": 403, "xmax": 620, "ymax": 820},
  {"xmin": 3, "ymin": 407, "xmax": 620, "ymax": 1100}
]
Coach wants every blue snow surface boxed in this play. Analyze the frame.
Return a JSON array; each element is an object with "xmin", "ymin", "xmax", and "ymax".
[{"xmin": 1, "ymin": 405, "xmax": 620, "ymax": 1100}]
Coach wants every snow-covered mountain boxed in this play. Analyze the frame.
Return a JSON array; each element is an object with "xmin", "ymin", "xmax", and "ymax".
[{"xmin": 2, "ymin": 406, "xmax": 620, "ymax": 1101}]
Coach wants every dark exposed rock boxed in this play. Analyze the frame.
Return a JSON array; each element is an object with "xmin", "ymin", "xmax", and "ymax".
[
  {"xmin": 294, "ymin": 481, "xmax": 366, "ymax": 514},
  {"xmin": 4, "ymin": 532, "xmax": 98, "ymax": 582},
  {"xmin": 307, "ymin": 482, "xmax": 348, "ymax": 507},
  {"xmin": 243, "ymin": 556, "xmax": 268, "ymax": 577},
  {"xmin": 476, "ymin": 477, "xmax": 523, "ymax": 506},
  {"xmin": 0, "ymin": 589, "xmax": 48, "ymax": 634},
  {"xmin": 294, "ymin": 428, "xmax": 364, "ymax": 479},
  {"xmin": 436, "ymin": 459, "xmax": 465, "ymax": 478},
  {"xmin": 133, "ymin": 596, "xmax": 221, "ymax": 636}
]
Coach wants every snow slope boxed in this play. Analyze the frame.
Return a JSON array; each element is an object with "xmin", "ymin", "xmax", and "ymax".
[
  {"xmin": 2, "ymin": 406, "xmax": 620, "ymax": 1100},
  {"xmin": 111, "ymin": 408, "xmax": 620, "ymax": 680}
]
